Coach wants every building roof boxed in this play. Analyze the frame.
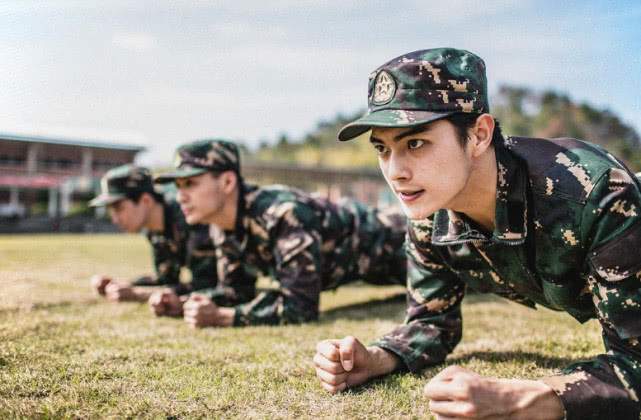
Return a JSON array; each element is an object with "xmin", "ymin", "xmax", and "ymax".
[
  {"xmin": 0, "ymin": 174, "xmax": 62, "ymax": 188},
  {"xmin": 0, "ymin": 132, "xmax": 146, "ymax": 152}
]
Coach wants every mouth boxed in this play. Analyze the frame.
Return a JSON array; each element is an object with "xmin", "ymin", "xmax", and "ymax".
[
  {"xmin": 396, "ymin": 189, "xmax": 425, "ymax": 203},
  {"xmin": 181, "ymin": 206, "xmax": 193, "ymax": 216}
]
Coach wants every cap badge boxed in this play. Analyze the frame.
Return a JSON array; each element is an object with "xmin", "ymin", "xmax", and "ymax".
[{"xmin": 372, "ymin": 70, "xmax": 396, "ymax": 105}]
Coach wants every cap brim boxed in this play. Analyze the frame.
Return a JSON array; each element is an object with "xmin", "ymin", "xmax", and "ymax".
[
  {"xmin": 338, "ymin": 109, "xmax": 455, "ymax": 141},
  {"xmin": 154, "ymin": 167, "xmax": 209, "ymax": 184},
  {"xmin": 88, "ymin": 194, "xmax": 126, "ymax": 207}
]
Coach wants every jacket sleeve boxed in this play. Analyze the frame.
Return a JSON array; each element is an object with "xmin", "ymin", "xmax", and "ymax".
[
  {"xmin": 233, "ymin": 206, "xmax": 324, "ymax": 326},
  {"xmin": 371, "ymin": 219, "xmax": 465, "ymax": 373},
  {"xmin": 205, "ymin": 228, "xmax": 257, "ymax": 307},
  {"xmin": 541, "ymin": 167, "xmax": 641, "ymax": 420},
  {"xmin": 180, "ymin": 226, "xmax": 219, "ymax": 295},
  {"xmin": 132, "ymin": 234, "xmax": 182, "ymax": 287}
]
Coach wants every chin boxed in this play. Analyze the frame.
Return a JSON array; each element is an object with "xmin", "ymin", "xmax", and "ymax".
[
  {"xmin": 185, "ymin": 214, "xmax": 201, "ymax": 225},
  {"xmin": 402, "ymin": 202, "xmax": 438, "ymax": 221}
]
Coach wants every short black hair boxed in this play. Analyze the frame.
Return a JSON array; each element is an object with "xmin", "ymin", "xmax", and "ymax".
[
  {"xmin": 126, "ymin": 190, "xmax": 164, "ymax": 204},
  {"xmin": 441, "ymin": 113, "xmax": 503, "ymax": 147}
]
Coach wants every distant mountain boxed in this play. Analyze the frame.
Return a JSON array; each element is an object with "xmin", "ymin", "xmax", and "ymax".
[
  {"xmin": 493, "ymin": 86, "xmax": 641, "ymax": 170},
  {"xmin": 248, "ymin": 85, "xmax": 641, "ymax": 171}
]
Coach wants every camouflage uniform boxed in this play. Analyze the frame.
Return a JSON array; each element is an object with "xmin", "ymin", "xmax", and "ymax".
[
  {"xmin": 155, "ymin": 140, "xmax": 408, "ymax": 326},
  {"xmin": 137, "ymin": 189, "xmax": 218, "ymax": 296},
  {"xmin": 90, "ymin": 165, "xmax": 230, "ymax": 300},
  {"xmin": 339, "ymin": 48, "xmax": 641, "ymax": 419}
]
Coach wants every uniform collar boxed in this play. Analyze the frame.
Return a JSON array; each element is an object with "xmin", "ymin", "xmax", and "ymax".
[
  {"xmin": 232, "ymin": 180, "xmax": 256, "ymax": 247},
  {"xmin": 432, "ymin": 140, "xmax": 528, "ymax": 246},
  {"xmin": 162, "ymin": 198, "xmax": 173, "ymax": 236},
  {"xmin": 145, "ymin": 197, "xmax": 171, "ymax": 237}
]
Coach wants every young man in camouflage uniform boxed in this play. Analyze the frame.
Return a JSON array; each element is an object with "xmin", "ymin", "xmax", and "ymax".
[
  {"xmin": 154, "ymin": 139, "xmax": 407, "ymax": 328},
  {"xmin": 88, "ymin": 164, "xmax": 246, "ymax": 315},
  {"xmin": 312, "ymin": 48, "xmax": 641, "ymax": 419}
]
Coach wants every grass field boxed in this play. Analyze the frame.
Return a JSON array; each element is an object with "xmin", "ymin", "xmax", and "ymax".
[{"xmin": 0, "ymin": 234, "xmax": 603, "ymax": 418}]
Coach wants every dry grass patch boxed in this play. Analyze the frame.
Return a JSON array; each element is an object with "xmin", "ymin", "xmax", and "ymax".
[{"xmin": 0, "ymin": 234, "xmax": 604, "ymax": 418}]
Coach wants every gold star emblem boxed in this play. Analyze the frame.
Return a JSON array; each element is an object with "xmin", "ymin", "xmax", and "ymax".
[{"xmin": 372, "ymin": 71, "xmax": 396, "ymax": 105}]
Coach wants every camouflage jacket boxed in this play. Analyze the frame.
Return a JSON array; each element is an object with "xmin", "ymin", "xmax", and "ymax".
[
  {"xmin": 373, "ymin": 137, "xmax": 641, "ymax": 420},
  {"xmin": 132, "ymin": 196, "xmax": 218, "ymax": 296},
  {"xmin": 210, "ymin": 183, "xmax": 407, "ymax": 326}
]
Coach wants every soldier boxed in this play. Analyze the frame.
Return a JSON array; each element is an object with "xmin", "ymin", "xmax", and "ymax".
[
  {"xmin": 312, "ymin": 48, "xmax": 641, "ymax": 419},
  {"xmin": 154, "ymin": 139, "xmax": 407, "ymax": 327},
  {"xmin": 88, "ymin": 164, "xmax": 246, "ymax": 316}
]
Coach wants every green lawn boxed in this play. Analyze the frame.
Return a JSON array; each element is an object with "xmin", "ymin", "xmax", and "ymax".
[{"xmin": 0, "ymin": 234, "xmax": 603, "ymax": 418}]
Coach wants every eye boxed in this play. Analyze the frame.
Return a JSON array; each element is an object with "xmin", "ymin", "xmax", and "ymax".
[
  {"xmin": 179, "ymin": 179, "xmax": 193, "ymax": 188},
  {"xmin": 407, "ymin": 139, "xmax": 425, "ymax": 150},
  {"xmin": 372, "ymin": 143, "xmax": 389, "ymax": 156}
]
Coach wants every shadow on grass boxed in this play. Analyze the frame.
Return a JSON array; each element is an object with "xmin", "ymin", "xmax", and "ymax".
[
  {"xmin": 460, "ymin": 292, "xmax": 511, "ymax": 305},
  {"xmin": 0, "ymin": 300, "xmax": 76, "ymax": 315},
  {"xmin": 339, "ymin": 350, "xmax": 579, "ymax": 396},
  {"xmin": 318, "ymin": 292, "xmax": 511, "ymax": 324},
  {"xmin": 446, "ymin": 350, "xmax": 578, "ymax": 370},
  {"xmin": 319, "ymin": 293, "xmax": 406, "ymax": 323},
  {"xmin": 0, "ymin": 298, "xmax": 104, "ymax": 316}
]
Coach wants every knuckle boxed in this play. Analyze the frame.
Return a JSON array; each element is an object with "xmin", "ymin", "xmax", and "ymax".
[
  {"xmin": 325, "ymin": 375, "xmax": 341, "ymax": 386},
  {"xmin": 461, "ymin": 404, "xmax": 477, "ymax": 417},
  {"xmin": 444, "ymin": 365, "xmax": 461, "ymax": 374},
  {"xmin": 312, "ymin": 353, "xmax": 324, "ymax": 367},
  {"xmin": 324, "ymin": 384, "xmax": 338, "ymax": 394},
  {"xmin": 459, "ymin": 381, "xmax": 472, "ymax": 395},
  {"xmin": 328, "ymin": 363, "xmax": 343, "ymax": 374},
  {"xmin": 423, "ymin": 382, "xmax": 433, "ymax": 395}
]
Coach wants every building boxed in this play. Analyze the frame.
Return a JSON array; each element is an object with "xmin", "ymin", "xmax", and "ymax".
[
  {"xmin": 0, "ymin": 133, "xmax": 145, "ymax": 219},
  {"xmin": 242, "ymin": 161, "xmax": 396, "ymax": 207}
]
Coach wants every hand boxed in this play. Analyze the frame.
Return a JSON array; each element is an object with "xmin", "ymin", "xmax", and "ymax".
[
  {"xmin": 424, "ymin": 365, "xmax": 564, "ymax": 420},
  {"xmin": 90, "ymin": 274, "xmax": 112, "ymax": 296},
  {"xmin": 183, "ymin": 294, "xmax": 234, "ymax": 328},
  {"xmin": 104, "ymin": 282, "xmax": 138, "ymax": 302},
  {"xmin": 148, "ymin": 288, "xmax": 184, "ymax": 317},
  {"xmin": 314, "ymin": 336, "xmax": 398, "ymax": 394}
]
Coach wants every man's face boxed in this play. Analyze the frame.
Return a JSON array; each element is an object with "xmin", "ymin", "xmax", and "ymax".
[
  {"xmin": 175, "ymin": 172, "xmax": 226, "ymax": 225},
  {"xmin": 107, "ymin": 198, "xmax": 148, "ymax": 233},
  {"xmin": 370, "ymin": 119, "xmax": 473, "ymax": 220}
]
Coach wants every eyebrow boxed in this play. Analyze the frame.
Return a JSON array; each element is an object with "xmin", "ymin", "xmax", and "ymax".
[
  {"xmin": 393, "ymin": 124, "xmax": 432, "ymax": 141},
  {"xmin": 369, "ymin": 124, "xmax": 432, "ymax": 144}
]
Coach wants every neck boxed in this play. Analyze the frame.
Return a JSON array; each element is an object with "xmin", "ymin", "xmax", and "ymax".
[
  {"xmin": 451, "ymin": 147, "xmax": 497, "ymax": 232},
  {"xmin": 211, "ymin": 186, "xmax": 240, "ymax": 231},
  {"xmin": 146, "ymin": 201, "xmax": 165, "ymax": 232}
]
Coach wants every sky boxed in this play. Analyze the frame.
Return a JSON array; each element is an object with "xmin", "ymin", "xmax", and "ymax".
[{"xmin": 1, "ymin": 0, "xmax": 640, "ymax": 165}]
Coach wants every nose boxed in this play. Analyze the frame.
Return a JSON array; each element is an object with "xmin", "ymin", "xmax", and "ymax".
[
  {"xmin": 176, "ymin": 188, "xmax": 187, "ymax": 204},
  {"xmin": 387, "ymin": 150, "xmax": 410, "ymax": 182}
]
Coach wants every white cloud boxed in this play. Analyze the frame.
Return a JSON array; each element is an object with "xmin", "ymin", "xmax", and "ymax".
[
  {"xmin": 405, "ymin": 0, "xmax": 533, "ymax": 23},
  {"xmin": 112, "ymin": 32, "xmax": 157, "ymax": 51},
  {"xmin": 1, "ymin": 0, "xmax": 639, "ymax": 169}
]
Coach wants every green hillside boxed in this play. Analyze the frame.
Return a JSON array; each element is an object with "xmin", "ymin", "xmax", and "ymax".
[{"xmin": 248, "ymin": 85, "xmax": 641, "ymax": 171}]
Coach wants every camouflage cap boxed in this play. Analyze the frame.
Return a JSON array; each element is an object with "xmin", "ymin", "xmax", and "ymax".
[
  {"xmin": 154, "ymin": 139, "xmax": 240, "ymax": 184},
  {"xmin": 338, "ymin": 47, "xmax": 489, "ymax": 141},
  {"xmin": 89, "ymin": 164, "xmax": 155, "ymax": 207}
]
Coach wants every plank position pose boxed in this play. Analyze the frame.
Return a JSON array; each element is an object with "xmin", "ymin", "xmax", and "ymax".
[
  {"xmin": 154, "ymin": 139, "xmax": 407, "ymax": 327},
  {"xmin": 313, "ymin": 48, "xmax": 641, "ymax": 419},
  {"xmin": 89, "ymin": 164, "xmax": 253, "ymax": 314}
]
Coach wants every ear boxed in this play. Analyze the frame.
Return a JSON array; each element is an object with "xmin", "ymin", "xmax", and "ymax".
[
  {"xmin": 219, "ymin": 171, "xmax": 238, "ymax": 195},
  {"xmin": 469, "ymin": 113, "xmax": 495, "ymax": 158},
  {"xmin": 140, "ymin": 192, "xmax": 154, "ymax": 207}
]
